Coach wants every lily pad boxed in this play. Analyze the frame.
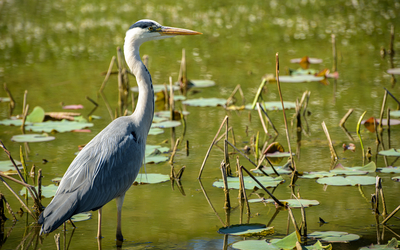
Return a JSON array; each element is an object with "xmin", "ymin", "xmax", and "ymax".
[
  {"xmin": 330, "ymin": 162, "xmax": 376, "ymax": 175},
  {"xmin": 0, "ymin": 160, "xmax": 22, "ymax": 172},
  {"xmin": 145, "ymin": 145, "xmax": 170, "ymax": 155},
  {"xmin": 392, "ymin": 176, "xmax": 400, "ymax": 182},
  {"xmin": 387, "ymin": 68, "xmax": 400, "ymax": 75},
  {"xmin": 378, "ymin": 149, "xmax": 400, "ymax": 157},
  {"xmin": 151, "ymin": 120, "xmax": 181, "ymax": 129},
  {"xmin": 133, "ymin": 173, "xmax": 170, "ymax": 184},
  {"xmin": 316, "ymin": 176, "xmax": 376, "ymax": 186},
  {"xmin": 278, "ymin": 75, "xmax": 325, "ymax": 83},
  {"xmin": 308, "ymin": 231, "xmax": 360, "ymax": 243},
  {"xmin": 52, "ymin": 177, "xmax": 62, "ymax": 185},
  {"xmin": 300, "ymin": 171, "xmax": 336, "ymax": 179},
  {"xmin": 360, "ymin": 242, "xmax": 398, "ymax": 249},
  {"xmin": 155, "ymin": 110, "xmax": 190, "ymax": 118},
  {"xmin": 218, "ymin": 224, "xmax": 273, "ymax": 237},
  {"xmin": 149, "ymin": 127, "xmax": 164, "ymax": 135},
  {"xmin": 248, "ymin": 198, "xmax": 320, "ymax": 208},
  {"xmin": 213, "ymin": 176, "xmax": 284, "ymax": 190},
  {"xmin": 245, "ymin": 101, "xmax": 296, "ymax": 110},
  {"xmin": 270, "ymin": 231, "xmax": 300, "ymax": 249},
  {"xmin": 0, "ymin": 97, "xmax": 11, "ymax": 102},
  {"xmin": 188, "ymin": 80, "xmax": 216, "ymax": 88},
  {"xmin": 182, "ymin": 98, "xmax": 227, "ymax": 107},
  {"xmin": 389, "ymin": 110, "xmax": 400, "ymax": 118},
  {"xmin": 26, "ymin": 106, "xmax": 45, "ymax": 123},
  {"xmin": 0, "ymin": 118, "xmax": 32, "ymax": 126},
  {"xmin": 70, "ymin": 212, "xmax": 92, "ymax": 222},
  {"xmin": 25, "ymin": 120, "xmax": 94, "ymax": 133},
  {"xmin": 377, "ymin": 166, "xmax": 400, "ymax": 174},
  {"xmin": 20, "ymin": 184, "xmax": 58, "ymax": 198},
  {"xmin": 231, "ymin": 240, "xmax": 271, "ymax": 250},
  {"xmin": 11, "ymin": 134, "xmax": 55, "ymax": 142}
]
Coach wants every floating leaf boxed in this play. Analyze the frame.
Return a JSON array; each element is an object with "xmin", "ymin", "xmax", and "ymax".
[
  {"xmin": 329, "ymin": 162, "xmax": 375, "ymax": 175},
  {"xmin": 0, "ymin": 118, "xmax": 31, "ymax": 126},
  {"xmin": 290, "ymin": 68, "xmax": 319, "ymax": 76},
  {"xmin": 231, "ymin": 240, "xmax": 271, "ymax": 250},
  {"xmin": 392, "ymin": 176, "xmax": 400, "ymax": 182},
  {"xmin": 316, "ymin": 176, "xmax": 376, "ymax": 186},
  {"xmin": 182, "ymin": 98, "xmax": 226, "ymax": 107},
  {"xmin": 300, "ymin": 171, "xmax": 336, "ymax": 179},
  {"xmin": 245, "ymin": 101, "xmax": 296, "ymax": 110},
  {"xmin": 52, "ymin": 177, "xmax": 62, "ymax": 185},
  {"xmin": 26, "ymin": 106, "xmax": 45, "ymax": 123},
  {"xmin": 377, "ymin": 166, "xmax": 400, "ymax": 174},
  {"xmin": 308, "ymin": 231, "xmax": 360, "ymax": 243},
  {"xmin": 154, "ymin": 110, "xmax": 189, "ymax": 120},
  {"xmin": 0, "ymin": 160, "xmax": 22, "ymax": 171},
  {"xmin": 270, "ymin": 231, "xmax": 300, "ymax": 249},
  {"xmin": 248, "ymin": 198, "xmax": 319, "ymax": 208},
  {"xmin": 11, "ymin": 134, "xmax": 55, "ymax": 142},
  {"xmin": 133, "ymin": 173, "xmax": 170, "ymax": 185},
  {"xmin": 378, "ymin": 149, "xmax": 400, "ymax": 157},
  {"xmin": 70, "ymin": 212, "xmax": 92, "ymax": 222},
  {"xmin": 151, "ymin": 120, "xmax": 181, "ymax": 128},
  {"xmin": 173, "ymin": 95, "xmax": 186, "ymax": 101},
  {"xmin": 0, "ymin": 97, "xmax": 11, "ymax": 102},
  {"xmin": 188, "ymin": 80, "xmax": 216, "ymax": 88},
  {"xmin": 25, "ymin": 120, "xmax": 94, "ymax": 133},
  {"xmin": 218, "ymin": 224, "xmax": 273, "ymax": 237},
  {"xmin": 278, "ymin": 75, "xmax": 325, "ymax": 83},
  {"xmin": 389, "ymin": 110, "xmax": 400, "ymax": 118},
  {"xmin": 20, "ymin": 184, "xmax": 58, "ymax": 198},
  {"xmin": 387, "ymin": 68, "xmax": 400, "ymax": 75},
  {"xmin": 145, "ymin": 145, "xmax": 170, "ymax": 155},
  {"xmin": 213, "ymin": 176, "xmax": 284, "ymax": 190},
  {"xmin": 148, "ymin": 127, "xmax": 164, "ymax": 135},
  {"xmin": 305, "ymin": 241, "xmax": 333, "ymax": 250}
]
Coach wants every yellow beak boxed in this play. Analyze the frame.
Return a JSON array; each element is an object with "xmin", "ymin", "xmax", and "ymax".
[{"xmin": 160, "ymin": 26, "xmax": 202, "ymax": 36}]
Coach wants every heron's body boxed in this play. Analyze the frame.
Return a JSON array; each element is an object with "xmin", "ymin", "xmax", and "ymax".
[{"xmin": 38, "ymin": 19, "xmax": 200, "ymax": 240}]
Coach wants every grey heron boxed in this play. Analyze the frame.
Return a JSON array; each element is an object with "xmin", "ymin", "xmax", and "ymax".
[{"xmin": 38, "ymin": 19, "xmax": 201, "ymax": 241}]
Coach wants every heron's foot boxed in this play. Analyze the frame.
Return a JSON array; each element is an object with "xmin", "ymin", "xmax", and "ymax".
[
  {"xmin": 116, "ymin": 232, "xmax": 124, "ymax": 242},
  {"xmin": 97, "ymin": 234, "xmax": 103, "ymax": 239}
]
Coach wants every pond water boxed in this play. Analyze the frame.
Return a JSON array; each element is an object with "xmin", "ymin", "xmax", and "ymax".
[{"xmin": 1, "ymin": 0, "xmax": 400, "ymax": 249}]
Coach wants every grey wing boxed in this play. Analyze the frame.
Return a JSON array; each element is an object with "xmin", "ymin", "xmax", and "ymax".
[{"xmin": 54, "ymin": 121, "xmax": 144, "ymax": 213}]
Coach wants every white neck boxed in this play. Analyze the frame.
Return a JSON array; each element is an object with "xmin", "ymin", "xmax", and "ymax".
[{"xmin": 124, "ymin": 36, "xmax": 154, "ymax": 139}]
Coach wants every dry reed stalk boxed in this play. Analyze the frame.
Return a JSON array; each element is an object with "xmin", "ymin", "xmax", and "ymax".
[
  {"xmin": 257, "ymin": 102, "xmax": 279, "ymax": 135},
  {"xmin": 4, "ymin": 83, "xmax": 15, "ymax": 117},
  {"xmin": 275, "ymin": 53, "xmax": 295, "ymax": 171},
  {"xmin": 220, "ymin": 161, "xmax": 231, "ymax": 209},
  {"xmin": 239, "ymin": 166, "xmax": 251, "ymax": 216},
  {"xmin": 332, "ymin": 34, "xmax": 337, "ymax": 72},
  {"xmin": 169, "ymin": 138, "xmax": 181, "ymax": 164},
  {"xmin": 381, "ymin": 204, "xmax": 400, "ymax": 224},
  {"xmin": 99, "ymin": 56, "xmax": 117, "ymax": 120},
  {"xmin": 226, "ymin": 84, "xmax": 245, "ymax": 106},
  {"xmin": 321, "ymin": 121, "xmax": 338, "ymax": 160},
  {"xmin": 387, "ymin": 108, "xmax": 391, "ymax": 149},
  {"xmin": 339, "ymin": 108, "xmax": 353, "ymax": 127},
  {"xmin": 198, "ymin": 116, "xmax": 228, "ymax": 179}
]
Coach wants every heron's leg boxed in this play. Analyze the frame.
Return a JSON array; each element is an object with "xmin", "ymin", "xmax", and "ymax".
[
  {"xmin": 97, "ymin": 208, "xmax": 102, "ymax": 239},
  {"xmin": 116, "ymin": 194, "xmax": 125, "ymax": 241}
]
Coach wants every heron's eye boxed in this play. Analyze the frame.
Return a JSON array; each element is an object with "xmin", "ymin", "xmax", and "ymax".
[{"xmin": 148, "ymin": 27, "xmax": 154, "ymax": 31}]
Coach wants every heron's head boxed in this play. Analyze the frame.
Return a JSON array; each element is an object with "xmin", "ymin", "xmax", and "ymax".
[{"xmin": 125, "ymin": 19, "xmax": 201, "ymax": 46}]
